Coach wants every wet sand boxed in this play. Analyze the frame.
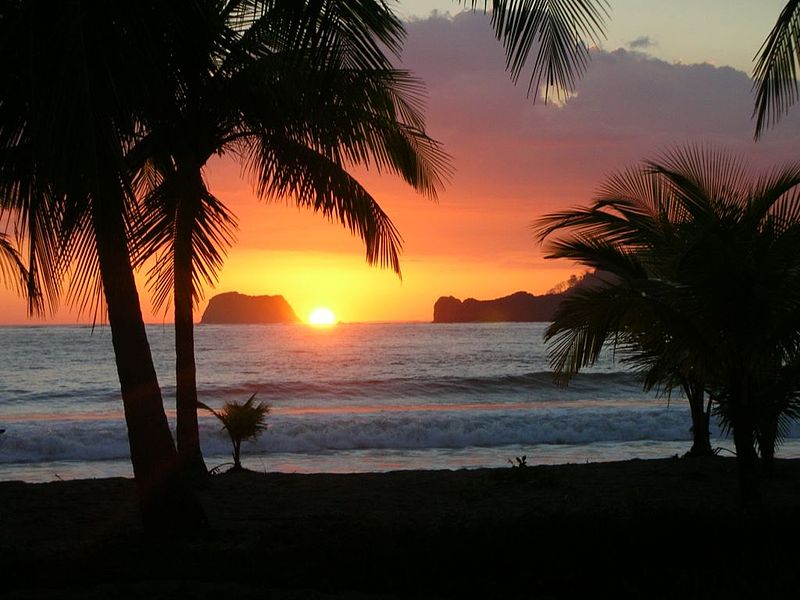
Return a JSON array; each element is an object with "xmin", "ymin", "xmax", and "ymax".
[{"xmin": 2, "ymin": 457, "xmax": 800, "ymax": 598}]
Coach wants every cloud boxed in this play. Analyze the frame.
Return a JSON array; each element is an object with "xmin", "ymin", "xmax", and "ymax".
[
  {"xmin": 374, "ymin": 11, "xmax": 800, "ymax": 260},
  {"xmin": 401, "ymin": 12, "xmax": 798, "ymax": 156},
  {"xmin": 627, "ymin": 35, "xmax": 655, "ymax": 50}
]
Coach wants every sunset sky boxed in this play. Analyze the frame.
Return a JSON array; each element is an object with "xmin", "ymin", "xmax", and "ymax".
[{"xmin": 2, "ymin": 0, "xmax": 798, "ymax": 325}]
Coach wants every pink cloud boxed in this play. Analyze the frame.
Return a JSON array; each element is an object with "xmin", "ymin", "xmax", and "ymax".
[{"xmin": 387, "ymin": 12, "xmax": 800, "ymax": 219}]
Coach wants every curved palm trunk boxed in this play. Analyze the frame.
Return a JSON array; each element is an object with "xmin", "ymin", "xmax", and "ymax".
[
  {"xmin": 174, "ymin": 166, "xmax": 208, "ymax": 483},
  {"xmin": 92, "ymin": 194, "xmax": 207, "ymax": 535}
]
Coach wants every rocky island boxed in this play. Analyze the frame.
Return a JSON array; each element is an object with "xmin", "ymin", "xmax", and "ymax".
[
  {"xmin": 200, "ymin": 291, "xmax": 299, "ymax": 324},
  {"xmin": 433, "ymin": 273, "xmax": 601, "ymax": 323},
  {"xmin": 433, "ymin": 291, "xmax": 564, "ymax": 322}
]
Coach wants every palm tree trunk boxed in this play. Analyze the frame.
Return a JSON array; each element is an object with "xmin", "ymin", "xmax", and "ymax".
[
  {"xmin": 686, "ymin": 381, "xmax": 713, "ymax": 457},
  {"xmin": 233, "ymin": 438, "xmax": 242, "ymax": 471},
  {"xmin": 732, "ymin": 417, "xmax": 761, "ymax": 511},
  {"xmin": 92, "ymin": 194, "xmax": 207, "ymax": 536},
  {"xmin": 756, "ymin": 417, "xmax": 778, "ymax": 477},
  {"xmin": 174, "ymin": 167, "xmax": 208, "ymax": 483}
]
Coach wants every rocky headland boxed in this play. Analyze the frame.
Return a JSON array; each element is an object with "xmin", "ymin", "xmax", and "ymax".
[
  {"xmin": 200, "ymin": 292, "xmax": 299, "ymax": 324},
  {"xmin": 433, "ymin": 291, "xmax": 564, "ymax": 322}
]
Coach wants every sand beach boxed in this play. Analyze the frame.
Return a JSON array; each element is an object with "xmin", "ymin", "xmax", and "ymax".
[{"xmin": 3, "ymin": 457, "xmax": 800, "ymax": 598}]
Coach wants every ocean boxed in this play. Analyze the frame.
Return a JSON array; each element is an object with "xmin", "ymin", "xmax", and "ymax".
[{"xmin": 2, "ymin": 322, "xmax": 798, "ymax": 482}]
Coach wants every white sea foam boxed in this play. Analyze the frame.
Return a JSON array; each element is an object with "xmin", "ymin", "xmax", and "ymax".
[{"xmin": 4, "ymin": 404, "xmax": 795, "ymax": 465}]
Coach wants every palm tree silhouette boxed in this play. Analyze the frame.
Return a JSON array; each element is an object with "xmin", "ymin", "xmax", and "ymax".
[
  {"xmin": 199, "ymin": 394, "xmax": 270, "ymax": 472},
  {"xmin": 536, "ymin": 159, "xmax": 716, "ymax": 457},
  {"xmin": 536, "ymin": 146, "xmax": 800, "ymax": 507},
  {"xmin": 130, "ymin": 1, "xmax": 450, "ymax": 482},
  {"xmin": 0, "ymin": 2, "xmax": 213, "ymax": 534}
]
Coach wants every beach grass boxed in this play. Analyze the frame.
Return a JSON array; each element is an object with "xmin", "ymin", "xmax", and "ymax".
[{"xmin": 3, "ymin": 457, "xmax": 800, "ymax": 598}]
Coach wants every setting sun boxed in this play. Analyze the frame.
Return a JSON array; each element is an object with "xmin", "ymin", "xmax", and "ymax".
[{"xmin": 308, "ymin": 307, "xmax": 336, "ymax": 326}]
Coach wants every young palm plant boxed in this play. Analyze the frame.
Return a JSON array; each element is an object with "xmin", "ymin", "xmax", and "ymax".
[
  {"xmin": 536, "ymin": 146, "xmax": 800, "ymax": 507},
  {"xmin": 131, "ymin": 0, "xmax": 451, "ymax": 483},
  {"xmin": 199, "ymin": 394, "xmax": 270, "ymax": 472}
]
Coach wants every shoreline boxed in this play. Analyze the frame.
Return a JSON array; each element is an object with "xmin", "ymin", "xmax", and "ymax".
[
  {"xmin": 3, "ymin": 456, "xmax": 800, "ymax": 598},
  {"xmin": 3, "ymin": 438, "xmax": 783, "ymax": 484},
  {"xmin": 8, "ymin": 436, "xmax": 800, "ymax": 481}
]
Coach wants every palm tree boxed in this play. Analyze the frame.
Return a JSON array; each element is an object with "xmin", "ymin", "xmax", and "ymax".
[
  {"xmin": 130, "ymin": 0, "xmax": 450, "ymax": 482},
  {"xmin": 535, "ymin": 164, "xmax": 717, "ymax": 457},
  {"xmin": 0, "ymin": 1, "xmax": 212, "ymax": 535},
  {"xmin": 536, "ymin": 146, "xmax": 800, "ymax": 507},
  {"xmin": 199, "ymin": 394, "xmax": 270, "ymax": 472}
]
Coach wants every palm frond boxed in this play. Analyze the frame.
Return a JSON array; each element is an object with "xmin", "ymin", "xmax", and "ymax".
[
  {"xmin": 62, "ymin": 209, "xmax": 105, "ymax": 323},
  {"xmin": 224, "ymin": 0, "xmax": 405, "ymax": 74},
  {"xmin": 226, "ymin": 50, "xmax": 451, "ymax": 199},
  {"xmin": 596, "ymin": 165, "xmax": 689, "ymax": 229},
  {"xmin": 535, "ymin": 199, "xmax": 666, "ymax": 251},
  {"xmin": 0, "ymin": 171, "xmax": 64, "ymax": 315},
  {"xmin": 544, "ymin": 283, "xmax": 641, "ymax": 381},
  {"xmin": 243, "ymin": 134, "xmax": 404, "ymax": 274},
  {"xmin": 134, "ymin": 169, "xmax": 238, "ymax": 314},
  {"xmin": 459, "ymin": 1, "xmax": 609, "ymax": 101},
  {"xmin": 0, "ymin": 231, "xmax": 27, "ymax": 296},
  {"xmin": 752, "ymin": 0, "xmax": 800, "ymax": 138},
  {"xmin": 186, "ymin": 189, "xmax": 238, "ymax": 305},
  {"xmin": 201, "ymin": 392, "xmax": 270, "ymax": 441},
  {"xmin": 647, "ymin": 145, "xmax": 751, "ymax": 222},
  {"xmin": 747, "ymin": 163, "xmax": 800, "ymax": 234},
  {"xmin": 543, "ymin": 235, "xmax": 647, "ymax": 280}
]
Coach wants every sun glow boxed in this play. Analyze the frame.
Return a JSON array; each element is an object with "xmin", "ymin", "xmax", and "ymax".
[{"xmin": 308, "ymin": 307, "xmax": 336, "ymax": 327}]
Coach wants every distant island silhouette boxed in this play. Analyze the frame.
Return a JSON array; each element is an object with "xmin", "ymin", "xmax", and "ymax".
[
  {"xmin": 434, "ymin": 291, "xmax": 564, "ymax": 322},
  {"xmin": 200, "ymin": 292, "xmax": 299, "ymax": 324},
  {"xmin": 434, "ymin": 274, "xmax": 599, "ymax": 322}
]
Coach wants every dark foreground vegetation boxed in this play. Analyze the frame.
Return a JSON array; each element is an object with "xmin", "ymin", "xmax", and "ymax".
[{"xmin": 3, "ymin": 457, "xmax": 800, "ymax": 599}]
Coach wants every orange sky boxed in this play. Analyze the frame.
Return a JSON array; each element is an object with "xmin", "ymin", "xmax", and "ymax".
[{"xmin": 2, "ymin": 11, "xmax": 799, "ymax": 325}]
